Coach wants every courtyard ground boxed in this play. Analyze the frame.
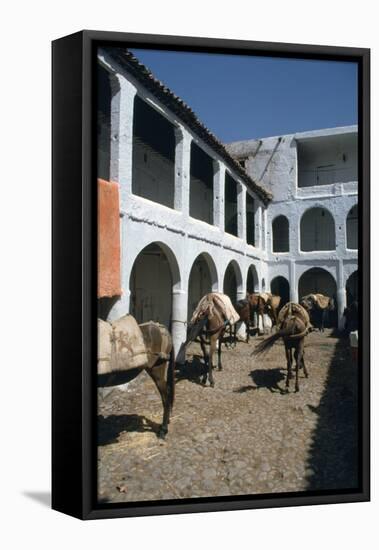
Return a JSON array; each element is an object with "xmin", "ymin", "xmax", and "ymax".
[{"xmin": 97, "ymin": 329, "xmax": 359, "ymax": 503}]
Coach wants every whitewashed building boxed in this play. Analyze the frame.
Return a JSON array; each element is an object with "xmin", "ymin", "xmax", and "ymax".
[
  {"xmin": 97, "ymin": 47, "xmax": 358, "ymax": 357},
  {"xmin": 226, "ymin": 127, "xmax": 358, "ymax": 330}
]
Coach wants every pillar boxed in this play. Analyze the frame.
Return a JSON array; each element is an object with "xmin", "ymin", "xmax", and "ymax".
[
  {"xmin": 262, "ymin": 208, "xmax": 268, "ymax": 251},
  {"xmin": 237, "ymin": 184, "xmax": 246, "ymax": 241},
  {"xmin": 106, "ymin": 73, "xmax": 137, "ymax": 321},
  {"xmin": 290, "ymin": 260, "xmax": 298, "ymax": 303},
  {"xmin": 174, "ymin": 126, "xmax": 192, "ymax": 217},
  {"xmin": 109, "ymin": 74, "xmax": 137, "ymax": 208},
  {"xmin": 172, "ymin": 289, "xmax": 188, "ymax": 363},
  {"xmin": 214, "ymin": 161, "xmax": 225, "ymax": 232},
  {"xmin": 255, "ymin": 204, "xmax": 262, "ymax": 250},
  {"xmin": 337, "ymin": 259, "xmax": 346, "ymax": 330}
]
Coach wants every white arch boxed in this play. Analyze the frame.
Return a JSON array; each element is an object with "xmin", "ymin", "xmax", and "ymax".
[
  {"xmin": 129, "ymin": 240, "xmax": 181, "ymax": 292},
  {"xmin": 187, "ymin": 251, "xmax": 219, "ymax": 291},
  {"xmin": 298, "ymin": 267, "xmax": 337, "ymax": 299},
  {"xmin": 223, "ymin": 259, "xmax": 244, "ymax": 293}
]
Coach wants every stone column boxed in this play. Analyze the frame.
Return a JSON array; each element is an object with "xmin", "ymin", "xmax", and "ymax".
[
  {"xmin": 335, "ymin": 209, "xmax": 347, "ymax": 255},
  {"xmin": 107, "ymin": 74, "xmax": 137, "ymax": 321},
  {"xmin": 214, "ymin": 161, "xmax": 225, "ymax": 232},
  {"xmin": 289, "ymin": 207, "xmax": 299, "ymax": 255},
  {"xmin": 109, "ymin": 74, "xmax": 137, "ymax": 209},
  {"xmin": 255, "ymin": 203, "xmax": 262, "ymax": 250},
  {"xmin": 262, "ymin": 208, "xmax": 267, "ymax": 251},
  {"xmin": 290, "ymin": 260, "xmax": 298, "ymax": 303},
  {"xmin": 172, "ymin": 289, "xmax": 189, "ymax": 364},
  {"xmin": 336, "ymin": 259, "xmax": 346, "ymax": 330},
  {"xmin": 174, "ymin": 126, "xmax": 192, "ymax": 218},
  {"xmin": 237, "ymin": 184, "xmax": 246, "ymax": 241}
]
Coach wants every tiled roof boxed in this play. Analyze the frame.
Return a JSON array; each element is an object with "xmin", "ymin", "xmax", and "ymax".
[{"xmin": 103, "ymin": 47, "xmax": 272, "ymax": 205}]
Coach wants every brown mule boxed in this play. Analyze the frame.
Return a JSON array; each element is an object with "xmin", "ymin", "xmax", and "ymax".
[
  {"xmin": 247, "ymin": 292, "xmax": 281, "ymax": 333},
  {"xmin": 98, "ymin": 319, "xmax": 175, "ymax": 438},
  {"xmin": 252, "ymin": 302, "xmax": 310, "ymax": 392},
  {"xmin": 185, "ymin": 293, "xmax": 239, "ymax": 387}
]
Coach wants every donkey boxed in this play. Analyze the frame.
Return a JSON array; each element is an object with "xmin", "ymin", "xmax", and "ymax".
[
  {"xmin": 252, "ymin": 303, "xmax": 310, "ymax": 392},
  {"xmin": 247, "ymin": 292, "xmax": 281, "ymax": 333},
  {"xmin": 233, "ymin": 298, "xmax": 252, "ymax": 345},
  {"xmin": 184, "ymin": 293, "xmax": 238, "ymax": 387},
  {"xmin": 300, "ymin": 293, "xmax": 335, "ymax": 332},
  {"xmin": 98, "ymin": 320, "xmax": 175, "ymax": 438}
]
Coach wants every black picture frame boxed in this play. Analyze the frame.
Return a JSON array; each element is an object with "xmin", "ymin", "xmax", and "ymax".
[{"xmin": 52, "ymin": 30, "xmax": 370, "ymax": 520}]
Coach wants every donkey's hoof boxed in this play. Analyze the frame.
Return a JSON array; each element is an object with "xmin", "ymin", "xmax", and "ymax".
[{"xmin": 157, "ymin": 428, "xmax": 168, "ymax": 439}]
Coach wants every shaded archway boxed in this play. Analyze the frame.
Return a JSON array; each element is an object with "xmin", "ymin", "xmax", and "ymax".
[
  {"xmin": 346, "ymin": 271, "xmax": 358, "ymax": 307},
  {"xmin": 247, "ymin": 264, "xmax": 259, "ymax": 294},
  {"xmin": 187, "ymin": 253, "xmax": 218, "ymax": 320},
  {"xmin": 300, "ymin": 207, "xmax": 335, "ymax": 251},
  {"xmin": 223, "ymin": 261, "xmax": 242, "ymax": 303},
  {"xmin": 346, "ymin": 205, "xmax": 358, "ymax": 250},
  {"xmin": 272, "ymin": 215, "xmax": 289, "ymax": 253},
  {"xmin": 129, "ymin": 242, "xmax": 180, "ymax": 329},
  {"xmin": 271, "ymin": 276, "xmax": 290, "ymax": 308},
  {"xmin": 298, "ymin": 267, "xmax": 337, "ymax": 327}
]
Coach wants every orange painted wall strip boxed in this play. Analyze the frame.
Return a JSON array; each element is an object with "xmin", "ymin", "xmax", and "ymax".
[{"xmin": 98, "ymin": 178, "xmax": 122, "ymax": 298}]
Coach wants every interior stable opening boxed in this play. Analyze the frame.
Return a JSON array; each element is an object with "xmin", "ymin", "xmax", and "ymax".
[
  {"xmin": 130, "ymin": 243, "xmax": 173, "ymax": 328},
  {"xmin": 132, "ymin": 96, "xmax": 175, "ymax": 208},
  {"xmin": 246, "ymin": 193, "xmax": 255, "ymax": 246},
  {"xmin": 300, "ymin": 208, "xmax": 336, "ymax": 251},
  {"xmin": 187, "ymin": 254, "xmax": 216, "ymax": 321},
  {"xmin": 346, "ymin": 205, "xmax": 358, "ymax": 249},
  {"xmin": 297, "ymin": 133, "xmax": 357, "ymax": 188},
  {"xmin": 346, "ymin": 271, "xmax": 358, "ymax": 306},
  {"xmin": 189, "ymin": 143, "xmax": 214, "ymax": 224},
  {"xmin": 247, "ymin": 265, "xmax": 258, "ymax": 293},
  {"xmin": 225, "ymin": 172, "xmax": 238, "ymax": 237},
  {"xmin": 272, "ymin": 215, "xmax": 289, "ymax": 252},
  {"xmin": 298, "ymin": 267, "xmax": 337, "ymax": 326},
  {"xmin": 270, "ymin": 276, "xmax": 290, "ymax": 308}
]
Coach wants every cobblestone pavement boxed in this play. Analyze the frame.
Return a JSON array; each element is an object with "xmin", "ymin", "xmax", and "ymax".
[{"xmin": 97, "ymin": 330, "xmax": 358, "ymax": 503}]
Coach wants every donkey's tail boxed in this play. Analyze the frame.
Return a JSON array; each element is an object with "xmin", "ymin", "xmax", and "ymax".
[
  {"xmin": 252, "ymin": 322, "xmax": 309, "ymax": 356},
  {"xmin": 185, "ymin": 317, "xmax": 208, "ymax": 345},
  {"xmin": 252, "ymin": 330, "xmax": 284, "ymax": 356},
  {"xmin": 167, "ymin": 346, "xmax": 175, "ymax": 410},
  {"xmin": 286, "ymin": 327, "xmax": 309, "ymax": 340}
]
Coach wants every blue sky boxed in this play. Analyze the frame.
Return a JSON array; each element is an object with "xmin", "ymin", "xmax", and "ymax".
[{"xmin": 131, "ymin": 49, "xmax": 358, "ymax": 143}]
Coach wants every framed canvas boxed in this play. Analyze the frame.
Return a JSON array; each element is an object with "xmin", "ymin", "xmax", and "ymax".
[{"xmin": 52, "ymin": 30, "xmax": 370, "ymax": 520}]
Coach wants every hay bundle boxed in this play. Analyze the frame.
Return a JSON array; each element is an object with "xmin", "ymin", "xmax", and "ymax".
[{"xmin": 98, "ymin": 314, "xmax": 148, "ymax": 375}]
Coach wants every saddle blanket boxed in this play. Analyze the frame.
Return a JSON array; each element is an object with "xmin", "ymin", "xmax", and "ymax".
[
  {"xmin": 310, "ymin": 293, "xmax": 330, "ymax": 310},
  {"xmin": 190, "ymin": 292, "xmax": 240, "ymax": 326}
]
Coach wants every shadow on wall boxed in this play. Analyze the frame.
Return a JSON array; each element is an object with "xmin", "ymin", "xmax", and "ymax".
[
  {"xmin": 305, "ymin": 337, "xmax": 359, "ymax": 491},
  {"xmin": 98, "ymin": 296, "xmax": 120, "ymax": 320}
]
